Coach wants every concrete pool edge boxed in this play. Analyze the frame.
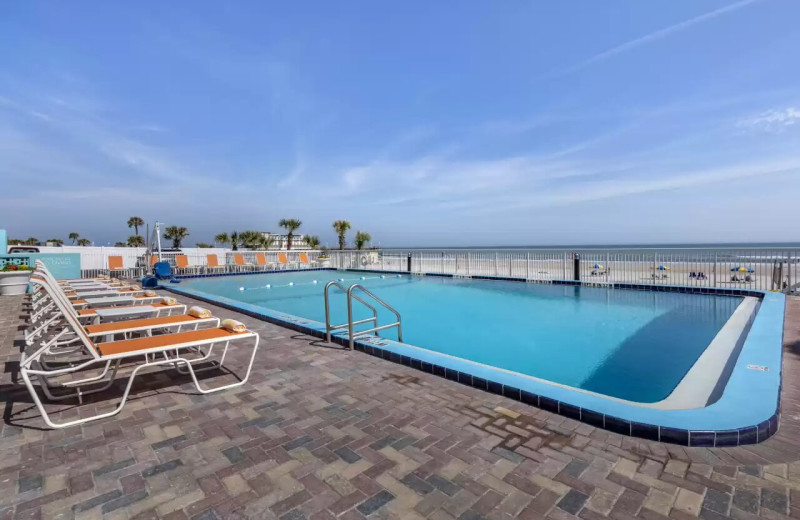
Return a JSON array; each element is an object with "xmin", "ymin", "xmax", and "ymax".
[{"xmin": 165, "ymin": 271, "xmax": 784, "ymax": 447}]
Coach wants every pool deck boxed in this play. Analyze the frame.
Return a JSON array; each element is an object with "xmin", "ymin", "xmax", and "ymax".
[{"xmin": 1, "ymin": 294, "xmax": 800, "ymax": 520}]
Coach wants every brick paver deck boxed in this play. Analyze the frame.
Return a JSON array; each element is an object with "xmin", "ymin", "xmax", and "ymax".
[{"xmin": 1, "ymin": 293, "xmax": 800, "ymax": 520}]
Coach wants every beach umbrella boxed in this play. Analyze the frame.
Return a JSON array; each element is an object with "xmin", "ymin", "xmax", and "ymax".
[
  {"xmin": 657, "ymin": 265, "xmax": 669, "ymax": 270},
  {"xmin": 731, "ymin": 267, "xmax": 754, "ymax": 273},
  {"xmin": 593, "ymin": 264, "xmax": 603, "ymax": 269}
]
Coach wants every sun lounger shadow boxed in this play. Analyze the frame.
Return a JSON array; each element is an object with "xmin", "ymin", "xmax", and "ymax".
[{"xmin": 3, "ymin": 364, "xmax": 238, "ymax": 430}]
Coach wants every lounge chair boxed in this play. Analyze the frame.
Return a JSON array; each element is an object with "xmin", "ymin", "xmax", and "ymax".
[
  {"xmin": 28, "ymin": 276, "xmax": 217, "ymax": 346},
  {"xmin": 278, "ymin": 253, "xmax": 297, "ymax": 270},
  {"xmin": 256, "ymin": 253, "xmax": 275, "ymax": 271},
  {"xmin": 205, "ymin": 254, "xmax": 225, "ymax": 274},
  {"xmin": 25, "ymin": 270, "xmax": 181, "ymax": 344},
  {"xmin": 32, "ymin": 263, "xmax": 145, "ymax": 305},
  {"xmin": 174, "ymin": 254, "xmax": 196, "ymax": 275},
  {"xmin": 107, "ymin": 255, "xmax": 130, "ymax": 278},
  {"xmin": 233, "ymin": 254, "xmax": 255, "ymax": 272},
  {"xmin": 19, "ymin": 293, "xmax": 259, "ymax": 428},
  {"xmin": 299, "ymin": 253, "xmax": 315, "ymax": 268}
]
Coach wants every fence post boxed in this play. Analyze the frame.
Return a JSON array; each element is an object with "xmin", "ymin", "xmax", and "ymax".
[
  {"xmin": 653, "ymin": 253, "xmax": 657, "ymax": 284},
  {"xmin": 494, "ymin": 252, "xmax": 498, "ymax": 276},
  {"xmin": 713, "ymin": 253, "xmax": 717, "ymax": 287},
  {"xmin": 788, "ymin": 252, "xmax": 792, "ymax": 293},
  {"xmin": 526, "ymin": 252, "xmax": 530, "ymax": 280},
  {"xmin": 467, "ymin": 253, "xmax": 471, "ymax": 276}
]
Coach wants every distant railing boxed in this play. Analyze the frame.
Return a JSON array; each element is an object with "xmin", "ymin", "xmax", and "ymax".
[
  {"xmin": 71, "ymin": 248, "xmax": 325, "ymax": 278},
  {"xmin": 36, "ymin": 244, "xmax": 800, "ymax": 293},
  {"xmin": 327, "ymin": 248, "xmax": 799, "ymax": 294}
]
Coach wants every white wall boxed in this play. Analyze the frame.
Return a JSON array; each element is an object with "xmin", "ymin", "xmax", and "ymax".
[{"xmin": 35, "ymin": 246, "xmax": 320, "ymax": 269}]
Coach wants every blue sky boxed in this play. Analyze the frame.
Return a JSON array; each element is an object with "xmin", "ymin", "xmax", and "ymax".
[{"xmin": 1, "ymin": 1, "xmax": 799, "ymax": 247}]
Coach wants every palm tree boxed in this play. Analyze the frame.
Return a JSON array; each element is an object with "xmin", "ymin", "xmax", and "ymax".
[
  {"xmin": 238, "ymin": 231, "xmax": 275, "ymax": 250},
  {"xmin": 279, "ymin": 219, "xmax": 302, "ymax": 250},
  {"xmin": 76, "ymin": 238, "xmax": 91, "ymax": 246},
  {"xmin": 214, "ymin": 233, "xmax": 229, "ymax": 247},
  {"xmin": 354, "ymin": 231, "xmax": 371, "ymax": 250},
  {"xmin": 164, "ymin": 226, "xmax": 189, "ymax": 248},
  {"xmin": 48, "ymin": 238, "xmax": 64, "ymax": 246},
  {"xmin": 24, "ymin": 237, "xmax": 39, "ymax": 245},
  {"xmin": 114, "ymin": 241, "xmax": 127, "ymax": 247},
  {"xmin": 230, "ymin": 231, "xmax": 239, "ymax": 251},
  {"xmin": 127, "ymin": 235, "xmax": 145, "ymax": 247},
  {"xmin": 332, "ymin": 220, "xmax": 351, "ymax": 250},
  {"xmin": 256, "ymin": 234, "xmax": 276, "ymax": 250},
  {"xmin": 238, "ymin": 230, "xmax": 260, "ymax": 249},
  {"xmin": 127, "ymin": 216, "xmax": 145, "ymax": 236},
  {"xmin": 305, "ymin": 235, "xmax": 320, "ymax": 249},
  {"xmin": 68, "ymin": 232, "xmax": 80, "ymax": 245}
]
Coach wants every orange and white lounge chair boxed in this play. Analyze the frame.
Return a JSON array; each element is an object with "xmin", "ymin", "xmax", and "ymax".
[
  {"xmin": 277, "ymin": 252, "xmax": 298, "ymax": 270},
  {"xmin": 298, "ymin": 253, "xmax": 315, "ymax": 268},
  {"xmin": 255, "ymin": 253, "xmax": 273, "ymax": 271},
  {"xmin": 107, "ymin": 255, "xmax": 130, "ymax": 278},
  {"xmin": 20, "ymin": 288, "xmax": 259, "ymax": 429},
  {"xmin": 174, "ymin": 254, "xmax": 196, "ymax": 274},
  {"xmin": 233, "ymin": 253, "xmax": 254, "ymax": 272},
  {"xmin": 205, "ymin": 254, "xmax": 225, "ymax": 273},
  {"xmin": 28, "ymin": 276, "xmax": 218, "ymax": 345}
]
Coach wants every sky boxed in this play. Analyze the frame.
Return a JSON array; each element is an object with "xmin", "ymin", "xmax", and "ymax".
[{"xmin": 1, "ymin": 1, "xmax": 800, "ymax": 248}]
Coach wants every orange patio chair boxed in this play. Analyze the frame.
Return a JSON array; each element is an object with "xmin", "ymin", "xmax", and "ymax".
[
  {"xmin": 278, "ymin": 252, "xmax": 298, "ymax": 270},
  {"xmin": 206, "ymin": 254, "xmax": 225, "ymax": 273},
  {"xmin": 255, "ymin": 253, "xmax": 271, "ymax": 271},
  {"xmin": 107, "ymin": 256, "xmax": 126, "ymax": 278},
  {"xmin": 175, "ymin": 254, "xmax": 194, "ymax": 274},
  {"xmin": 233, "ymin": 253, "xmax": 253, "ymax": 272}
]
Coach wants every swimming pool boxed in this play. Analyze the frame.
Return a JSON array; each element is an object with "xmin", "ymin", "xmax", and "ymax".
[{"xmin": 168, "ymin": 269, "xmax": 784, "ymax": 446}]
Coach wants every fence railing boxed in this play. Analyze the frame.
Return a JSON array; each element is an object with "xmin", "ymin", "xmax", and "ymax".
[
  {"xmin": 70, "ymin": 248, "xmax": 325, "ymax": 279},
  {"xmin": 327, "ymin": 248, "xmax": 799, "ymax": 294},
  {"xmin": 48, "ymin": 244, "xmax": 800, "ymax": 294}
]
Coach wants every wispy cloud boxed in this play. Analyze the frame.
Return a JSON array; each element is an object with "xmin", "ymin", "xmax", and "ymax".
[
  {"xmin": 540, "ymin": 0, "xmax": 761, "ymax": 80},
  {"xmin": 737, "ymin": 107, "xmax": 800, "ymax": 133}
]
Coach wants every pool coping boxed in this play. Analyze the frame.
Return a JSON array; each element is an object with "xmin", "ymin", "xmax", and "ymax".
[{"xmin": 165, "ymin": 268, "xmax": 785, "ymax": 447}]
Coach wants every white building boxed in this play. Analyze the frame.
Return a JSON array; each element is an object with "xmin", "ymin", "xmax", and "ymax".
[{"xmin": 259, "ymin": 232, "xmax": 310, "ymax": 250}]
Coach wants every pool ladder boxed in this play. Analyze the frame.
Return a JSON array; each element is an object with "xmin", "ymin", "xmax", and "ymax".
[{"xmin": 324, "ymin": 281, "xmax": 403, "ymax": 350}]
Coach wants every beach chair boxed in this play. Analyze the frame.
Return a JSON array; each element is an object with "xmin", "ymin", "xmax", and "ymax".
[
  {"xmin": 277, "ymin": 252, "xmax": 297, "ymax": 270},
  {"xmin": 174, "ymin": 254, "xmax": 196, "ymax": 275},
  {"xmin": 233, "ymin": 253, "xmax": 254, "ymax": 272},
  {"xmin": 299, "ymin": 253, "xmax": 315, "ymax": 268},
  {"xmin": 255, "ymin": 253, "xmax": 273, "ymax": 271},
  {"xmin": 206, "ymin": 254, "xmax": 225, "ymax": 274},
  {"xmin": 19, "ymin": 289, "xmax": 260, "ymax": 428},
  {"xmin": 32, "ymin": 264, "xmax": 145, "ymax": 307},
  {"xmin": 28, "ymin": 272, "xmax": 174, "ymax": 344},
  {"xmin": 27, "ymin": 276, "xmax": 216, "ymax": 346},
  {"xmin": 107, "ymin": 255, "xmax": 129, "ymax": 278}
]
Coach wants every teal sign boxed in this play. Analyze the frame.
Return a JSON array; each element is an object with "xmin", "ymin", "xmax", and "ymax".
[
  {"xmin": 1, "ymin": 253, "xmax": 81, "ymax": 280},
  {"xmin": 0, "ymin": 229, "xmax": 6, "ymax": 253}
]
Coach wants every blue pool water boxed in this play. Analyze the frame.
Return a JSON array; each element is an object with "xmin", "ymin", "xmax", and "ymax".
[{"xmin": 181, "ymin": 271, "xmax": 744, "ymax": 402}]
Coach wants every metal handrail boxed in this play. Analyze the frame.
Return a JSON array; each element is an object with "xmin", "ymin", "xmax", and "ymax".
[
  {"xmin": 324, "ymin": 281, "xmax": 378, "ymax": 343},
  {"xmin": 346, "ymin": 284, "xmax": 403, "ymax": 350}
]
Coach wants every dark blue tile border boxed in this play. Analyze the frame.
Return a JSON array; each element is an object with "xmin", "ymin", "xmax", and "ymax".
[{"xmin": 163, "ymin": 270, "xmax": 782, "ymax": 447}]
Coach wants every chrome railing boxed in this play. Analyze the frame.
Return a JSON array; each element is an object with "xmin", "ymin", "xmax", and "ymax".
[
  {"xmin": 324, "ymin": 281, "xmax": 378, "ymax": 344},
  {"xmin": 324, "ymin": 281, "xmax": 403, "ymax": 349}
]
